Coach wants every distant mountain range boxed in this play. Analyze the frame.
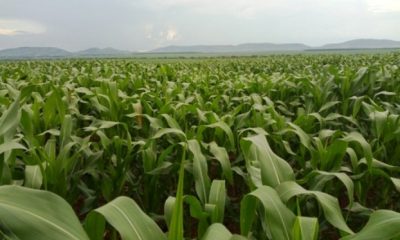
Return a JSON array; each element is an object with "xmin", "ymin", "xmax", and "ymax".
[
  {"xmin": 151, "ymin": 43, "xmax": 311, "ymax": 53},
  {"xmin": 317, "ymin": 39, "xmax": 400, "ymax": 50},
  {"xmin": 0, "ymin": 47, "xmax": 132, "ymax": 59},
  {"xmin": 0, "ymin": 39, "xmax": 399, "ymax": 59},
  {"xmin": 151, "ymin": 39, "xmax": 400, "ymax": 53},
  {"xmin": 75, "ymin": 47, "xmax": 131, "ymax": 56},
  {"xmin": 0, "ymin": 47, "xmax": 71, "ymax": 58}
]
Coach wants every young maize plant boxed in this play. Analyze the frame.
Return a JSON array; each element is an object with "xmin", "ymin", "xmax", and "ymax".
[{"xmin": 0, "ymin": 53, "xmax": 400, "ymax": 239}]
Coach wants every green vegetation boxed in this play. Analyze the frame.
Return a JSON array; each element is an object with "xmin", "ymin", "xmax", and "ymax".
[{"xmin": 1, "ymin": 53, "xmax": 400, "ymax": 239}]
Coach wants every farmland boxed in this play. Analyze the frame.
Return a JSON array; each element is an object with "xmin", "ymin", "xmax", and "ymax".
[{"xmin": 1, "ymin": 53, "xmax": 400, "ymax": 239}]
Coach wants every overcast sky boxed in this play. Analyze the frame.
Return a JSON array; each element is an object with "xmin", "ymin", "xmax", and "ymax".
[{"xmin": 0, "ymin": 0, "xmax": 399, "ymax": 51}]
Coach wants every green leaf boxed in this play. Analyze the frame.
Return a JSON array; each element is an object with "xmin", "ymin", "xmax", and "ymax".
[
  {"xmin": 202, "ymin": 223, "xmax": 232, "ymax": 240},
  {"xmin": 95, "ymin": 196, "xmax": 166, "ymax": 240},
  {"xmin": 0, "ymin": 185, "xmax": 89, "ymax": 240},
  {"xmin": 390, "ymin": 178, "xmax": 400, "ymax": 192},
  {"xmin": 188, "ymin": 139, "xmax": 211, "ymax": 204},
  {"xmin": 168, "ymin": 145, "xmax": 186, "ymax": 240},
  {"xmin": 166, "ymin": 195, "xmax": 209, "ymax": 238},
  {"xmin": 313, "ymin": 171, "xmax": 354, "ymax": 207},
  {"xmin": 208, "ymin": 180, "xmax": 226, "ymax": 223},
  {"xmin": 342, "ymin": 132, "xmax": 373, "ymax": 169},
  {"xmin": 277, "ymin": 181, "xmax": 353, "ymax": 234},
  {"xmin": 208, "ymin": 142, "xmax": 233, "ymax": 184},
  {"xmin": 240, "ymin": 134, "xmax": 294, "ymax": 188},
  {"xmin": 368, "ymin": 110, "xmax": 388, "ymax": 138},
  {"xmin": 60, "ymin": 114, "xmax": 73, "ymax": 147},
  {"xmin": 0, "ymin": 141, "xmax": 26, "ymax": 155},
  {"xmin": 83, "ymin": 212, "xmax": 106, "ymax": 240},
  {"xmin": 152, "ymin": 128, "xmax": 186, "ymax": 141},
  {"xmin": 98, "ymin": 120, "xmax": 120, "ymax": 129},
  {"xmin": 293, "ymin": 216, "xmax": 319, "ymax": 240},
  {"xmin": 373, "ymin": 91, "xmax": 396, "ymax": 98},
  {"xmin": 24, "ymin": 165, "xmax": 43, "ymax": 189},
  {"xmin": 164, "ymin": 196, "xmax": 175, "ymax": 229},
  {"xmin": 161, "ymin": 114, "xmax": 182, "ymax": 130},
  {"xmin": 38, "ymin": 129, "xmax": 61, "ymax": 137},
  {"xmin": 341, "ymin": 210, "xmax": 400, "ymax": 240},
  {"xmin": 200, "ymin": 121, "xmax": 235, "ymax": 147},
  {"xmin": 75, "ymin": 87, "xmax": 94, "ymax": 96},
  {"xmin": 358, "ymin": 158, "xmax": 400, "ymax": 172},
  {"xmin": 241, "ymin": 185, "xmax": 295, "ymax": 240},
  {"xmin": 286, "ymin": 122, "xmax": 312, "ymax": 150},
  {"xmin": 0, "ymin": 96, "xmax": 20, "ymax": 136},
  {"xmin": 319, "ymin": 101, "xmax": 340, "ymax": 113}
]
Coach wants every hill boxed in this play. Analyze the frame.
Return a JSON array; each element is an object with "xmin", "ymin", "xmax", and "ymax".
[
  {"xmin": 0, "ymin": 47, "xmax": 132, "ymax": 59},
  {"xmin": 75, "ymin": 47, "xmax": 132, "ymax": 56},
  {"xmin": 151, "ymin": 43, "xmax": 311, "ymax": 53},
  {"xmin": 0, "ymin": 47, "xmax": 71, "ymax": 58},
  {"xmin": 1, "ymin": 39, "xmax": 399, "ymax": 58},
  {"xmin": 318, "ymin": 39, "xmax": 400, "ymax": 50}
]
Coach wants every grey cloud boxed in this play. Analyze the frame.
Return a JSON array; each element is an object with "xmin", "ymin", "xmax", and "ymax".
[{"xmin": 0, "ymin": 0, "xmax": 399, "ymax": 51}]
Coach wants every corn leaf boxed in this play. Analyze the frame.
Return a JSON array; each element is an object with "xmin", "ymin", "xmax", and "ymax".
[
  {"xmin": 240, "ymin": 134, "xmax": 294, "ymax": 188},
  {"xmin": 95, "ymin": 196, "xmax": 166, "ymax": 240},
  {"xmin": 277, "ymin": 181, "xmax": 353, "ymax": 234},
  {"xmin": 241, "ymin": 185, "xmax": 295, "ymax": 239},
  {"xmin": 0, "ymin": 185, "xmax": 89, "ymax": 240},
  {"xmin": 341, "ymin": 210, "xmax": 400, "ymax": 240}
]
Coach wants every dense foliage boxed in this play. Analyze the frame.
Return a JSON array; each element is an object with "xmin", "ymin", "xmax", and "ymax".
[{"xmin": 1, "ymin": 53, "xmax": 400, "ymax": 239}]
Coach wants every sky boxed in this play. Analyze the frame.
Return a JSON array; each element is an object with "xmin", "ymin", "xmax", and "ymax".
[{"xmin": 0, "ymin": 0, "xmax": 399, "ymax": 51}]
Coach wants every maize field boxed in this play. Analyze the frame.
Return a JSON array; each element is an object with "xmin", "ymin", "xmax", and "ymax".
[{"xmin": 0, "ymin": 53, "xmax": 400, "ymax": 239}]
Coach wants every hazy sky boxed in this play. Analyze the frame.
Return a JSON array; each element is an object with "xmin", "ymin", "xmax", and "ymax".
[{"xmin": 0, "ymin": 0, "xmax": 399, "ymax": 51}]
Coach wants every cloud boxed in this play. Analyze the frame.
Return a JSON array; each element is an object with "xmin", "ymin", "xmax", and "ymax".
[
  {"xmin": 159, "ymin": 26, "xmax": 179, "ymax": 42},
  {"xmin": 141, "ymin": 0, "xmax": 277, "ymax": 18},
  {"xmin": 367, "ymin": 0, "xmax": 400, "ymax": 13},
  {"xmin": 165, "ymin": 27, "xmax": 178, "ymax": 41},
  {"xmin": 144, "ymin": 24, "xmax": 180, "ymax": 45},
  {"xmin": 0, "ymin": 28, "xmax": 19, "ymax": 36},
  {"xmin": 147, "ymin": 0, "xmax": 342, "ymax": 19},
  {"xmin": 142, "ymin": 0, "xmax": 400, "ymax": 18},
  {"xmin": 0, "ymin": 19, "xmax": 46, "ymax": 36},
  {"xmin": 144, "ymin": 24, "xmax": 154, "ymax": 39},
  {"xmin": 141, "ymin": 0, "xmax": 362, "ymax": 19}
]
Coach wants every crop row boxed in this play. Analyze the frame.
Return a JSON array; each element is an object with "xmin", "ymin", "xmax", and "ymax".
[{"xmin": 0, "ymin": 54, "xmax": 400, "ymax": 239}]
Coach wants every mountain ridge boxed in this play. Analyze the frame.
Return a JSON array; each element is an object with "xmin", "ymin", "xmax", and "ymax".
[
  {"xmin": 0, "ymin": 47, "xmax": 72, "ymax": 58},
  {"xmin": 1, "ymin": 39, "xmax": 399, "ymax": 59},
  {"xmin": 75, "ymin": 47, "xmax": 132, "ymax": 56},
  {"xmin": 151, "ymin": 39, "xmax": 400, "ymax": 53},
  {"xmin": 0, "ymin": 47, "xmax": 133, "ymax": 59},
  {"xmin": 150, "ymin": 42, "xmax": 311, "ymax": 53},
  {"xmin": 317, "ymin": 39, "xmax": 400, "ymax": 50}
]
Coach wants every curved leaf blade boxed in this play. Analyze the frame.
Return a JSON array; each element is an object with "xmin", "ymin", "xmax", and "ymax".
[
  {"xmin": 0, "ymin": 185, "xmax": 89, "ymax": 240},
  {"xmin": 188, "ymin": 139, "xmax": 211, "ymax": 204},
  {"xmin": 341, "ymin": 210, "xmax": 400, "ymax": 240},
  {"xmin": 240, "ymin": 134, "xmax": 294, "ymax": 188},
  {"xmin": 95, "ymin": 196, "xmax": 166, "ymax": 240},
  {"xmin": 0, "ymin": 96, "xmax": 20, "ymax": 136},
  {"xmin": 202, "ymin": 223, "xmax": 232, "ymax": 240},
  {"xmin": 293, "ymin": 216, "xmax": 319, "ymax": 240},
  {"xmin": 277, "ymin": 181, "xmax": 353, "ymax": 234},
  {"xmin": 241, "ymin": 185, "xmax": 295, "ymax": 240}
]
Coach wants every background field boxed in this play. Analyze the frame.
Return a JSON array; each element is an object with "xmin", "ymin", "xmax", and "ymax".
[{"xmin": 1, "ymin": 53, "xmax": 400, "ymax": 239}]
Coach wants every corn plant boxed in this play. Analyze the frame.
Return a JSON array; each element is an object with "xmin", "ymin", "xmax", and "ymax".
[{"xmin": 1, "ymin": 53, "xmax": 400, "ymax": 239}]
